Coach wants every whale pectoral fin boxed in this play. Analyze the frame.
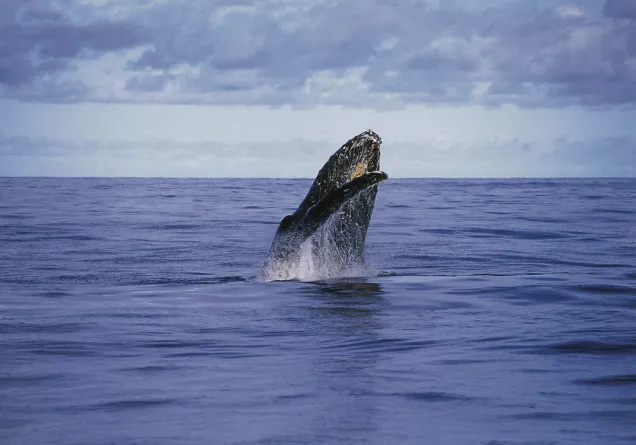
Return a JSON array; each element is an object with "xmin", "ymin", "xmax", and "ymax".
[
  {"xmin": 299, "ymin": 171, "xmax": 388, "ymax": 238},
  {"xmin": 279, "ymin": 214, "xmax": 294, "ymax": 231}
]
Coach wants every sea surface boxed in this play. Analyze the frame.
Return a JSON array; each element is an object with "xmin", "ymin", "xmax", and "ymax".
[{"xmin": 1, "ymin": 177, "xmax": 635, "ymax": 445}]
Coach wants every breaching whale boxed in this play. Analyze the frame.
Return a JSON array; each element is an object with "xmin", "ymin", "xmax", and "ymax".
[{"xmin": 261, "ymin": 130, "xmax": 388, "ymax": 281}]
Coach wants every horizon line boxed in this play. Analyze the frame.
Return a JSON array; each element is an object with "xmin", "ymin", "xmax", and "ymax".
[{"xmin": 2, "ymin": 176, "xmax": 635, "ymax": 180}]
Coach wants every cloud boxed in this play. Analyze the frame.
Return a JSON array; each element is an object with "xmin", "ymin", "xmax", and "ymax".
[
  {"xmin": 603, "ymin": 0, "xmax": 636, "ymax": 20},
  {"xmin": 2, "ymin": 131, "xmax": 635, "ymax": 177},
  {"xmin": 384, "ymin": 135, "xmax": 636, "ymax": 177},
  {"xmin": 0, "ymin": 0, "xmax": 144, "ymax": 99},
  {"xmin": 550, "ymin": 136, "xmax": 636, "ymax": 176},
  {"xmin": 0, "ymin": 132, "xmax": 334, "ymax": 177},
  {"xmin": 1, "ymin": 0, "xmax": 636, "ymax": 107}
]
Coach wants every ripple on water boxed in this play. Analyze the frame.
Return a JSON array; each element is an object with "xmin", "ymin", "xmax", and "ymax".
[
  {"xmin": 575, "ymin": 375, "xmax": 636, "ymax": 386},
  {"xmin": 326, "ymin": 337, "xmax": 440, "ymax": 354},
  {"xmin": 0, "ymin": 373, "xmax": 67, "ymax": 388},
  {"xmin": 531, "ymin": 340, "xmax": 636, "ymax": 355},
  {"xmin": 463, "ymin": 227, "xmax": 570, "ymax": 240},
  {"xmin": 24, "ymin": 341, "xmax": 103, "ymax": 357},
  {"xmin": 392, "ymin": 391, "xmax": 475, "ymax": 402},
  {"xmin": 36, "ymin": 290, "xmax": 73, "ymax": 298},
  {"xmin": 119, "ymin": 365, "xmax": 187, "ymax": 373},
  {"xmin": 574, "ymin": 284, "xmax": 636, "ymax": 295},
  {"xmin": 0, "ymin": 322, "xmax": 87, "ymax": 334},
  {"xmin": 65, "ymin": 398, "xmax": 180, "ymax": 413}
]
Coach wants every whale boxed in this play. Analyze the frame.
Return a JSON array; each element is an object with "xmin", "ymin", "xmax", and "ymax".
[{"xmin": 261, "ymin": 130, "xmax": 388, "ymax": 281}]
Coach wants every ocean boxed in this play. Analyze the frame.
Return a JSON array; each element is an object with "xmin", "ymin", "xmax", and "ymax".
[{"xmin": 1, "ymin": 177, "xmax": 635, "ymax": 445}]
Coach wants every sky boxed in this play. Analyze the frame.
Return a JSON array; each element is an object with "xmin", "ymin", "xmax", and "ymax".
[{"xmin": 1, "ymin": 0, "xmax": 635, "ymax": 177}]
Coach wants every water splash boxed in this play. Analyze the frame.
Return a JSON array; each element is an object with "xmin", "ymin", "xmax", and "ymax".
[
  {"xmin": 294, "ymin": 236, "xmax": 374, "ymax": 282},
  {"xmin": 260, "ymin": 215, "xmax": 376, "ymax": 282}
]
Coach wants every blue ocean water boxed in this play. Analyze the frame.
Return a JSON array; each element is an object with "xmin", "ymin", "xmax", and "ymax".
[{"xmin": 1, "ymin": 177, "xmax": 635, "ymax": 445}]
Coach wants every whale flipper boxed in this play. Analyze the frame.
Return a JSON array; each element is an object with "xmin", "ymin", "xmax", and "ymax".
[{"xmin": 299, "ymin": 171, "xmax": 388, "ymax": 238}]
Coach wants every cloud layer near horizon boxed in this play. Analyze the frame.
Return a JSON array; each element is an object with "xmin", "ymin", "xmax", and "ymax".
[
  {"xmin": 2, "ymin": 0, "xmax": 636, "ymax": 108},
  {"xmin": 2, "ymin": 131, "xmax": 635, "ymax": 178}
]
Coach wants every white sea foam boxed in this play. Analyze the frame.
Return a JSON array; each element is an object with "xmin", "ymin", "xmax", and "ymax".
[{"xmin": 260, "ymin": 216, "xmax": 376, "ymax": 282}]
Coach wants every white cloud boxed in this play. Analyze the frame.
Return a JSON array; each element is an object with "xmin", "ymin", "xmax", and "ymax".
[{"xmin": 2, "ymin": 131, "xmax": 635, "ymax": 178}]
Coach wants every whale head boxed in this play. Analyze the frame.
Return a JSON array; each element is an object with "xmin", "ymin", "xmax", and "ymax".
[{"xmin": 302, "ymin": 129, "xmax": 382, "ymax": 207}]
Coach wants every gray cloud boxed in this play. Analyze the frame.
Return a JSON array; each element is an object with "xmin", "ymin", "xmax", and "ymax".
[
  {"xmin": 603, "ymin": 0, "xmax": 636, "ymax": 19},
  {"xmin": 1, "ymin": 0, "xmax": 636, "ymax": 107},
  {"xmin": 0, "ymin": 0, "xmax": 144, "ymax": 99}
]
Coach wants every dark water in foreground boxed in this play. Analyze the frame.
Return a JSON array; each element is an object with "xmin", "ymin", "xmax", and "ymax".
[{"xmin": 1, "ymin": 178, "xmax": 635, "ymax": 445}]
